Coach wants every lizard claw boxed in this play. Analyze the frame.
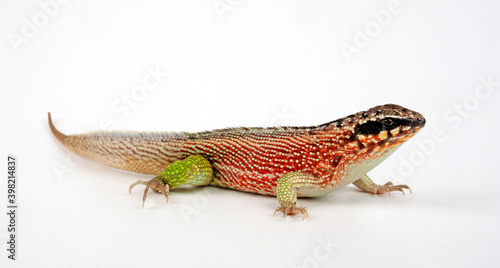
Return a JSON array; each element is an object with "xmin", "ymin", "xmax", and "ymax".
[
  {"xmin": 129, "ymin": 180, "xmax": 147, "ymax": 194},
  {"xmin": 273, "ymin": 204, "xmax": 308, "ymax": 221}
]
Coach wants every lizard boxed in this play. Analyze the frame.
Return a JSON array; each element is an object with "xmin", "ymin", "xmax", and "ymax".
[{"xmin": 48, "ymin": 104, "xmax": 425, "ymax": 220}]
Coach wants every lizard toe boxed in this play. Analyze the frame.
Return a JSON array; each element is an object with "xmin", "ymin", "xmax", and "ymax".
[{"xmin": 273, "ymin": 204, "xmax": 308, "ymax": 221}]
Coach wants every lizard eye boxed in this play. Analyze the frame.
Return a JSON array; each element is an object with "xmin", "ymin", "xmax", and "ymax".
[{"xmin": 381, "ymin": 118, "xmax": 394, "ymax": 127}]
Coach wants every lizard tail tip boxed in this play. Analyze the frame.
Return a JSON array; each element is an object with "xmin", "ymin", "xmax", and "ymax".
[{"xmin": 48, "ymin": 112, "xmax": 68, "ymax": 145}]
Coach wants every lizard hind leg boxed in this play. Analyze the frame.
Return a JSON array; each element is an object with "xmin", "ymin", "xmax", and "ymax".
[
  {"xmin": 129, "ymin": 155, "xmax": 213, "ymax": 208},
  {"xmin": 273, "ymin": 172, "xmax": 323, "ymax": 221}
]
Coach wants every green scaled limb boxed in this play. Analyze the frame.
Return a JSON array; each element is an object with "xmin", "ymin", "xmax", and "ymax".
[
  {"xmin": 273, "ymin": 172, "xmax": 323, "ymax": 220},
  {"xmin": 129, "ymin": 155, "xmax": 213, "ymax": 208}
]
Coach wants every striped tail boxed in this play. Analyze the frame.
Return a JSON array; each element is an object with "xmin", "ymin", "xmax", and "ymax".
[{"xmin": 48, "ymin": 113, "xmax": 188, "ymax": 175}]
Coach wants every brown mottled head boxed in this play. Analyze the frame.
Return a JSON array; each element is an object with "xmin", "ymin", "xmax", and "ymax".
[{"xmin": 350, "ymin": 104, "xmax": 426, "ymax": 148}]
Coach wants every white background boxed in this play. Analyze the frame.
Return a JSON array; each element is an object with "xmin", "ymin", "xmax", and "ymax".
[{"xmin": 1, "ymin": 0, "xmax": 499, "ymax": 267}]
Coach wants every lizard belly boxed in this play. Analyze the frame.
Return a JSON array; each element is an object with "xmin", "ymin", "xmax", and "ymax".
[{"xmin": 338, "ymin": 147, "xmax": 397, "ymax": 186}]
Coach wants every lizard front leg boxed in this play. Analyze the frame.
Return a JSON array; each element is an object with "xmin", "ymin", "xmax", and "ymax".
[
  {"xmin": 129, "ymin": 155, "xmax": 213, "ymax": 208},
  {"xmin": 352, "ymin": 174, "xmax": 411, "ymax": 196},
  {"xmin": 273, "ymin": 172, "xmax": 324, "ymax": 220}
]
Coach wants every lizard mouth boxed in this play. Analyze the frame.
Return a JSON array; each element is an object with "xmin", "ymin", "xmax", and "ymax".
[
  {"xmin": 389, "ymin": 113, "xmax": 426, "ymax": 139},
  {"xmin": 415, "ymin": 116, "xmax": 426, "ymax": 128},
  {"xmin": 409, "ymin": 110, "xmax": 426, "ymax": 127},
  {"xmin": 406, "ymin": 111, "xmax": 426, "ymax": 135}
]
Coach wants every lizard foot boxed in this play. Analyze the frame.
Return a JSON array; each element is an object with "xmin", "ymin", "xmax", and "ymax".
[
  {"xmin": 353, "ymin": 175, "xmax": 412, "ymax": 197},
  {"xmin": 129, "ymin": 176, "xmax": 170, "ymax": 208},
  {"xmin": 273, "ymin": 204, "xmax": 308, "ymax": 221},
  {"xmin": 371, "ymin": 181, "xmax": 412, "ymax": 196}
]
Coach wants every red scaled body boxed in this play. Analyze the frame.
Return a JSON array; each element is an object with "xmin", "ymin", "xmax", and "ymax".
[{"xmin": 49, "ymin": 104, "xmax": 425, "ymax": 197}]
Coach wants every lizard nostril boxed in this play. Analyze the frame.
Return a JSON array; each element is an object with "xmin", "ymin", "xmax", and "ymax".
[{"xmin": 416, "ymin": 116, "xmax": 426, "ymax": 126}]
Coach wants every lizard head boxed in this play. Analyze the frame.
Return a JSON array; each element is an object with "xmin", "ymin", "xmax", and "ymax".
[
  {"xmin": 352, "ymin": 104, "xmax": 426, "ymax": 150},
  {"xmin": 317, "ymin": 104, "xmax": 425, "ymax": 180}
]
